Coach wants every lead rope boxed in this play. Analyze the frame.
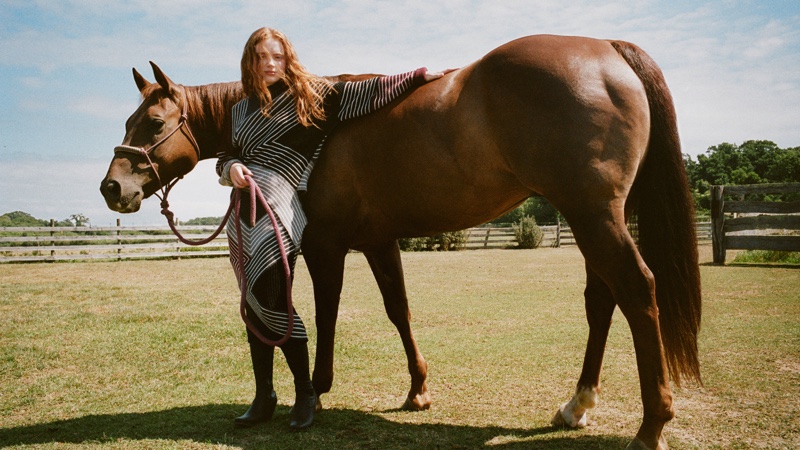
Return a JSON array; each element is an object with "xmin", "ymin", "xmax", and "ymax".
[
  {"xmin": 234, "ymin": 175, "xmax": 295, "ymax": 347},
  {"xmin": 160, "ymin": 175, "xmax": 294, "ymax": 347}
]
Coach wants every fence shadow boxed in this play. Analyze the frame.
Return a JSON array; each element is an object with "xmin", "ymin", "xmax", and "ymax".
[{"xmin": 1, "ymin": 403, "xmax": 631, "ymax": 449}]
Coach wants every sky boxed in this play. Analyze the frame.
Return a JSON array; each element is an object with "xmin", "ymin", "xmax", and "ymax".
[{"xmin": 1, "ymin": 0, "xmax": 799, "ymax": 226}]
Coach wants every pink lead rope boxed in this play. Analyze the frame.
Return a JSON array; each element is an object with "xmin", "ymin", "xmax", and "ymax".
[{"xmin": 160, "ymin": 176, "xmax": 295, "ymax": 347}]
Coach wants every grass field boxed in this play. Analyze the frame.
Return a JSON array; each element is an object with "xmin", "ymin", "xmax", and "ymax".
[{"xmin": 1, "ymin": 245, "xmax": 798, "ymax": 449}]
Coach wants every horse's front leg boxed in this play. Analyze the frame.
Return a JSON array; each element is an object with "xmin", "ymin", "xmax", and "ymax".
[
  {"xmin": 301, "ymin": 225, "xmax": 349, "ymax": 408},
  {"xmin": 364, "ymin": 241, "xmax": 431, "ymax": 411},
  {"xmin": 552, "ymin": 264, "xmax": 615, "ymax": 428}
]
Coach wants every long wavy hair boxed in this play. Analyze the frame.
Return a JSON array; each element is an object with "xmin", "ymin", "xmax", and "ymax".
[{"xmin": 241, "ymin": 27, "xmax": 330, "ymax": 127}]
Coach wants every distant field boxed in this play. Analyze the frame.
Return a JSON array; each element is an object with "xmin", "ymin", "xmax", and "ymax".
[{"xmin": 1, "ymin": 245, "xmax": 798, "ymax": 449}]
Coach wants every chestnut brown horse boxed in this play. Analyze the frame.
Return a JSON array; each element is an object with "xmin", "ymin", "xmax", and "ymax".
[{"xmin": 100, "ymin": 35, "xmax": 700, "ymax": 449}]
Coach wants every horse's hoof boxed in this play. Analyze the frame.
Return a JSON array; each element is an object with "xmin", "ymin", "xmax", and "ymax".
[
  {"xmin": 315, "ymin": 396, "xmax": 323, "ymax": 412},
  {"xmin": 626, "ymin": 436, "xmax": 668, "ymax": 450},
  {"xmin": 551, "ymin": 402, "xmax": 587, "ymax": 428},
  {"xmin": 401, "ymin": 392, "xmax": 432, "ymax": 411}
]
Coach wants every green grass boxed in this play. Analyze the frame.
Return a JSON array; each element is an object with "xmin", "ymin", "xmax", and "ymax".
[
  {"xmin": 1, "ymin": 246, "xmax": 798, "ymax": 449},
  {"xmin": 732, "ymin": 250, "xmax": 800, "ymax": 265}
]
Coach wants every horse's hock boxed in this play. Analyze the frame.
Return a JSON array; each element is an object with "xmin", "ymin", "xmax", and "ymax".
[{"xmin": 711, "ymin": 182, "xmax": 800, "ymax": 264}]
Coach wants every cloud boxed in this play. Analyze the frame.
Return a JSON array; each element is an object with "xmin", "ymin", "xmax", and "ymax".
[{"xmin": 69, "ymin": 96, "xmax": 139, "ymax": 121}]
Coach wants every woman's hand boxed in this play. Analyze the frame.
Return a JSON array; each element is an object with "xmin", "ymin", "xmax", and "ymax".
[
  {"xmin": 424, "ymin": 68, "xmax": 458, "ymax": 82},
  {"xmin": 229, "ymin": 162, "xmax": 254, "ymax": 189}
]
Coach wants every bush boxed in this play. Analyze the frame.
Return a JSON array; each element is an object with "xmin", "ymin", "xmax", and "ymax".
[
  {"xmin": 399, "ymin": 231, "xmax": 468, "ymax": 252},
  {"xmin": 513, "ymin": 216, "xmax": 544, "ymax": 249}
]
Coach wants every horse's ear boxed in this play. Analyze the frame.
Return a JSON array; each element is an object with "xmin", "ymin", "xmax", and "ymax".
[
  {"xmin": 132, "ymin": 68, "xmax": 151, "ymax": 93},
  {"xmin": 149, "ymin": 61, "xmax": 178, "ymax": 96}
]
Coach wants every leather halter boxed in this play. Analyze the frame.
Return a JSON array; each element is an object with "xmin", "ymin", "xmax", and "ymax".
[{"xmin": 113, "ymin": 85, "xmax": 201, "ymax": 203}]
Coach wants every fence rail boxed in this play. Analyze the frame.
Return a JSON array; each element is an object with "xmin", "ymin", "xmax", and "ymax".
[
  {"xmin": 2, "ymin": 220, "xmax": 712, "ymax": 263},
  {"xmin": 711, "ymin": 182, "xmax": 800, "ymax": 264}
]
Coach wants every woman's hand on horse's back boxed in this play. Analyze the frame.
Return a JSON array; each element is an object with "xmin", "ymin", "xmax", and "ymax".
[{"xmin": 424, "ymin": 68, "xmax": 458, "ymax": 82}]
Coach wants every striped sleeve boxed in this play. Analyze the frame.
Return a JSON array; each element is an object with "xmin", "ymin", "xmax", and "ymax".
[{"xmin": 336, "ymin": 68, "xmax": 427, "ymax": 121}]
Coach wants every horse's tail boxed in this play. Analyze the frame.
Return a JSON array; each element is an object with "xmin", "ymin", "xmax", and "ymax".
[{"xmin": 610, "ymin": 40, "xmax": 702, "ymax": 386}]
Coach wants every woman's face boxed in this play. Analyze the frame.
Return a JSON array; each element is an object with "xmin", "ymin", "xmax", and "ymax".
[{"xmin": 254, "ymin": 38, "xmax": 286, "ymax": 86}]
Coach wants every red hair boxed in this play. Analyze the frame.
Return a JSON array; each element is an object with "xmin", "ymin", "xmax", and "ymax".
[{"xmin": 240, "ymin": 27, "xmax": 330, "ymax": 127}]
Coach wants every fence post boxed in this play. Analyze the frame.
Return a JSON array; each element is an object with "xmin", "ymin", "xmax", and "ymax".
[
  {"xmin": 555, "ymin": 221, "xmax": 561, "ymax": 248},
  {"xmin": 50, "ymin": 219, "xmax": 56, "ymax": 260},
  {"xmin": 711, "ymin": 185, "xmax": 725, "ymax": 264},
  {"xmin": 483, "ymin": 228, "xmax": 490, "ymax": 249},
  {"xmin": 116, "ymin": 218, "xmax": 122, "ymax": 261}
]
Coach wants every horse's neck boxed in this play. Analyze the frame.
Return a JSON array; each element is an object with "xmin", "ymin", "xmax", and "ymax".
[{"xmin": 185, "ymin": 82, "xmax": 245, "ymax": 160}]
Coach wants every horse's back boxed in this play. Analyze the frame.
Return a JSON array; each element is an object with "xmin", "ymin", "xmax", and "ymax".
[{"xmin": 305, "ymin": 35, "xmax": 651, "ymax": 244}]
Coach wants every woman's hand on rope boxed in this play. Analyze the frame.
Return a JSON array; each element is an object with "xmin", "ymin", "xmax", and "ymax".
[{"xmin": 229, "ymin": 162, "xmax": 254, "ymax": 189}]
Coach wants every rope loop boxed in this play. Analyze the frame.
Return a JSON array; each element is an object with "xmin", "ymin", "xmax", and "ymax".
[{"xmin": 157, "ymin": 174, "xmax": 294, "ymax": 347}]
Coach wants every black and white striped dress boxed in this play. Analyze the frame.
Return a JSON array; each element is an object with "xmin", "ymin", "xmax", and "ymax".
[{"xmin": 217, "ymin": 69, "xmax": 426, "ymax": 342}]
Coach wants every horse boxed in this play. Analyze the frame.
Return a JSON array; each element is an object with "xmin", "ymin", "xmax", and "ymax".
[{"xmin": 100, "ymin": 34, "xmax": 701, "ymax": 450}]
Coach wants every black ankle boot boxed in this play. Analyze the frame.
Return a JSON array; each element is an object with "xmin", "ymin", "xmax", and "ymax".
[
  {"xmin": 235, "ymin": 334, "xmax": 276, "ymax": 428},
  {"xmin": 282, "ymin": 338, "xmax": 316, "ymax": 430},
  {"xmin": 235, "ymin": 389, "xmax": 277, "ymax": 428},
  {"xmin": 290, "ymin": 381, "xmax": 316, "ymax": 430}
]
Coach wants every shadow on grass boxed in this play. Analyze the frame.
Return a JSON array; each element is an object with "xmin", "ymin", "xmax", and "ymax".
[
  {"xmin": 700, "ymin": 261, "xmax": 800, "ymax": 269},
  {"xmin": 0, "ymin": 403, "xmax": 631, "ymax": 449}
]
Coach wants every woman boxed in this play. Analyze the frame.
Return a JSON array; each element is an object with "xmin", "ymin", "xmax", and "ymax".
[{"xmin": 216, "ymin": 27, "xmax": 449, "ymax": 430}]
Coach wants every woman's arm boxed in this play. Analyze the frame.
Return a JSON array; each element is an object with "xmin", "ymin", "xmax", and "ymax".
[{"xmin": 329, "ymin": 67, "xmax": 456, "ymax": 123}]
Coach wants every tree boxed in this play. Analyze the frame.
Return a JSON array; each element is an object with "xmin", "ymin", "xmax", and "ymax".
[
  {"xmin": 684, "ymin": 140, "xmax": 800, "ymax": 211},
  {"xmin": 68, "ymin": 214, "xmax": 90, "ymax": 227},
  {"xmin": 0, "ymin": 211, "xmax": 46, "ymax": 227}
]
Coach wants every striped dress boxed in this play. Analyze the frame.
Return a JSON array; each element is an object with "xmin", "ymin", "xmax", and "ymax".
[{"xmin": 217, "ymin": 69, "xmax": 427, "ymax": 342}]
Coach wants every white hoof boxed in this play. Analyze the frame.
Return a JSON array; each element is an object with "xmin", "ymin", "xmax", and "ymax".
[
  {"xmin": 551, "ymin": 401, "xmax": 588, "ymax": 428},
  {"xmin": 551, "ymin": 387, "xmax": 598, "ymax": 428}
]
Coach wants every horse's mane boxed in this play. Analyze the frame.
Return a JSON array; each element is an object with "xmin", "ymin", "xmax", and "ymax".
[{"xmin": 184, "ymin": 82, "xmax": 245, "ymax": 131}]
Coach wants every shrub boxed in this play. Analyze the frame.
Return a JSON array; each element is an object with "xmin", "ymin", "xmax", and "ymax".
[
  {"xmin": 513, "ymin": 216, "xmax": 544, "ymax": 249},
  {"xmin": 399, "ymin": 231, "xmax": 468, "ymax": 252}
]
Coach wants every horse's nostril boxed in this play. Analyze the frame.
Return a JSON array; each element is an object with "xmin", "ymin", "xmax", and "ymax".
[{"xmin": 101, "ymin": 179, "xmax": 121, "ymax": 200}]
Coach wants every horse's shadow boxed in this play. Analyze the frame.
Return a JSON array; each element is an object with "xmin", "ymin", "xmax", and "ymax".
[{"xmin": 0, "ymin": 403, "xmax": 630, "ymax": 449}]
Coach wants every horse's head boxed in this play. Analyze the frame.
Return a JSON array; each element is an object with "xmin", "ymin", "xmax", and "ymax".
[{"xmin": 100, "ymin": 62, "xmax": 200, "ymax": 213}]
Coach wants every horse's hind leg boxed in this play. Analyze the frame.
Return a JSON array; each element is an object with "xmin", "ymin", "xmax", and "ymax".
[
  {"xmin": 364, "ymin": 241, "xmax": 431, "ymax": 410},
  {"xmin": 552, "ymin": 264, "xmax": 616, "ymax": 428},
  {"xmin": 568, "ymin": 209, "xmax": 672, "ymax": 450}
]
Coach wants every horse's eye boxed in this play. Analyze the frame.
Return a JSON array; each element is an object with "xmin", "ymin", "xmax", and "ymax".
[{"xmin": 150, "ymin": 118, "xmax": 165, "ymax": 132}]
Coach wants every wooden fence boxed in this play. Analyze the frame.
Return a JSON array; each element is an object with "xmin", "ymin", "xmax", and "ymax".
[
  {"xmin": 0, "ymin": 219, "xmax": 228, "ymax": 263},
  {"xmin": 1, "ymin": 220, "xmax": 712, "ymax": 263},
  {"xmin": 463, "ymin": 223, "xmax": 576, "ymax": 249},
  {"xmin": 711, "ymin": 182, "xmax": 800, "ymax": 264}
]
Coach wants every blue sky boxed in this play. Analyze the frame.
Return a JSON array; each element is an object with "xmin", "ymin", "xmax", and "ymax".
[{"xmin": 1, "ymin": 0, "xmax": 799, "ymax": 225}]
